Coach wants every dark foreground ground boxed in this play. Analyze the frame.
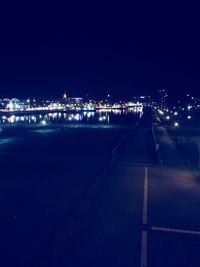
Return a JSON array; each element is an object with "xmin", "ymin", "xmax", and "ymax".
[
  {"xmin": 0, "ymin": 124, "xmax": 127, "ymax": 267},
  {"xmin": 1, "ymin": 116, "xmax": 200, "ymax": 267}
]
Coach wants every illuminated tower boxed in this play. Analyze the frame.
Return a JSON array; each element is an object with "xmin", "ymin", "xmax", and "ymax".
[{"xmin": 63, "ymin": 91, "xmax": 68, "ymax": 100}]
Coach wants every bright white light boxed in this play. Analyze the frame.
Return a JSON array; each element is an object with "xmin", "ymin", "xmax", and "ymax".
[
  {"xmin": 174, "ymin": 122, "xmax": 179, "ymax": 127},
  {"xmin": 166, "ymin": 116, "xmax": 170, "ymax": 120},
  {"xmin": 41, "ymin": 120, "xmax": 47, "ymax": 125},
  {"xmin": 7, "ymin": 101, "xmax": 14, "ymax": 110},
  {"xmin": 174, "ymin": 112, "xmax": 178, "ymax": 116},
  {"xmin": 74, "ymin": 114, "xmax": 80, "ymax": 121},
  {"xmin": 9, "ymin": 115, "xmax": 15, "ymax": 123},
  {"xmin": 99, "ymin": 116, "xmax": 106, "ymax": 121},
  {"xmin": 187, "ymin": 115, "xmax": 191, "ymax": 119}
]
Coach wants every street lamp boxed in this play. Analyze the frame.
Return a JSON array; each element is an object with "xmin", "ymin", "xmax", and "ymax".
[{"xmin": 174, "ymin": 122, "xmax": 179, "ymax": 144}]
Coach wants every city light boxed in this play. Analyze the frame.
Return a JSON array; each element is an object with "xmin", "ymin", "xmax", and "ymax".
[
  {"xmin": 0, "ymin": 97, "xmax": 145, "ymax": 113},
  {"xmin": 41, "ymin": 120, "xmax": 47, "ymax": 125},
  {"xmin": 99, "ymin": 116, "xmax": 106, "ymax": 121}
]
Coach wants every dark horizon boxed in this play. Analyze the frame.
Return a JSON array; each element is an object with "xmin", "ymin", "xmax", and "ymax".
[{"xmin": 0, "ymin": 3, "xmax": 200, "ymax": 99}]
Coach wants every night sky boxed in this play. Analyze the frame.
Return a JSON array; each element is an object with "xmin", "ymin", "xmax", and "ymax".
[{"xmin": 0, "ymin": 2, "xmax": 200, "ymax": 99}]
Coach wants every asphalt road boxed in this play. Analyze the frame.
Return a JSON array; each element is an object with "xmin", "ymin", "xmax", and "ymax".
[
  {"xmin": 0, "ymin": 125, "xmax": 127, "ymax": 267},
  {"xmin": 36, "ymin": 126, "xmax": 200, "ymax": 267},
  {"xmin": 1, "ymin": 118, "xmax": 200, "ymax": 267}
]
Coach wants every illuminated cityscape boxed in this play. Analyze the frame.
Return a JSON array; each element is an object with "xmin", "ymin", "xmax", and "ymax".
[
  {"xmin": 0, "ymin": 91, "xmax": 199, "ymax": 129},
  {"xmin": 0, "ymin": 95, "xmax": 145, "ymax": 113},
  {"xmin": 1, "ymin": 2, "xmax": 200, "ymax": 267}
]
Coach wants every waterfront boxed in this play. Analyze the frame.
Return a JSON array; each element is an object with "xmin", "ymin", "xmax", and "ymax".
[
  {"xmin": 0, "ymin": 110, "xmax": 141, "ymax": 267},
  {"xmin": 0, "ymin": 108, "xmax": 142, "ymax": 126}
]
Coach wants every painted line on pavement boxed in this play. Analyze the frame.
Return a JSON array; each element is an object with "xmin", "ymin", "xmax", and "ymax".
[
  {"xmin": 152, "ymin": 226, "xmax": 200, "ymax": 236},
  {"xmin": 142, "ymin": 167, "xmax": 148, "ymax": 224},
  {"xmin": 140, "ymin": 230, "xmax": 147, "ymax": 267},
  {"xmin": 141, "ymin": 167, "xmax": 148, "ymax": 266}
]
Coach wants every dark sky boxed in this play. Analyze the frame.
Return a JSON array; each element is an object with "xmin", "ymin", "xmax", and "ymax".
[{"xmin": 0, "ymin": 2, "xmax": 200, "ymax": 99}]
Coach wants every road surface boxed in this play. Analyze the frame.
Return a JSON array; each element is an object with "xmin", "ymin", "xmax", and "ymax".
[
  {"xmin": 1, "ymin": 117, "xmax": 200, "ymax": 267},
  {"xmin": 36, "ymin": 125, "xmax": 200, "ymax": 267}
]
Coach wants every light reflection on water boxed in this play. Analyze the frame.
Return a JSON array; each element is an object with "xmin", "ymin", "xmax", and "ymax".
[{"xmin": 0, "ymin": 107, "xmax": 143, "ymax": 125}]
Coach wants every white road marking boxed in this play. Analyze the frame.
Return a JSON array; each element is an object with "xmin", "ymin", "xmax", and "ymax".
[
  {"xmin": 140, "ymin": 167, "xmax": 148, "ymax": 266},
  {"xmin": 142, "ymin": 167, "xmax": 148, "ymax": 224},
  {"xmin": 140, "ymin": 230, "xmax": 147, "ymax": 267},
  {"xmin": 152, "ymin": 226, "xmax": 200, "ymax": 236}
]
